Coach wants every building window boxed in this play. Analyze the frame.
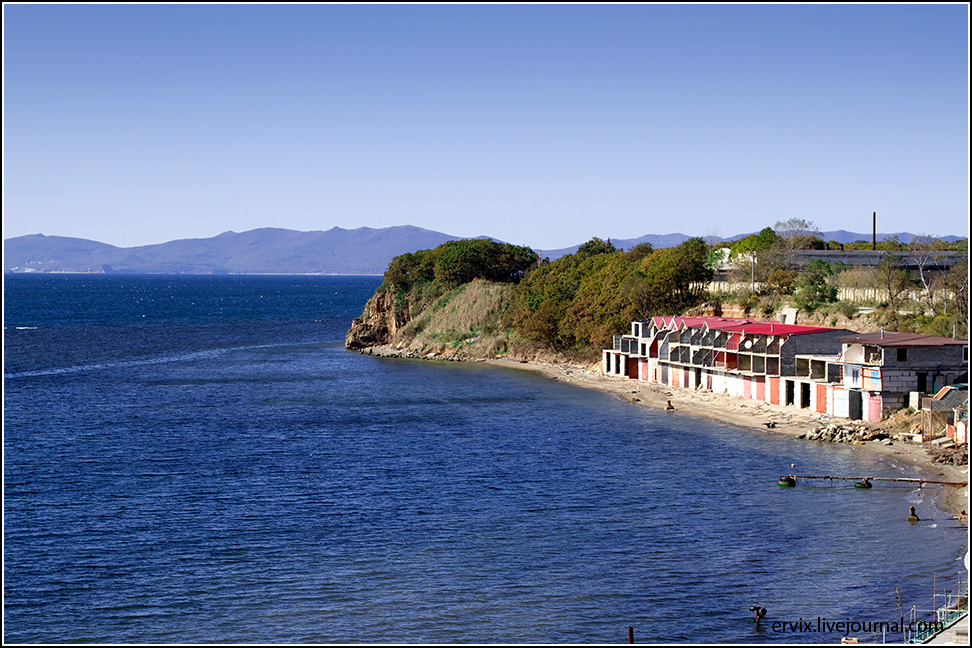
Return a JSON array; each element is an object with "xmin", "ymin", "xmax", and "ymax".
[{"xmin": 897, "ymin": 348, "xmax": 908, "ymax": 362}]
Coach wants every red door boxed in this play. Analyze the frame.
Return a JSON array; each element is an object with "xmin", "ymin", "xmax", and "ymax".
[
  {"xmin": 867, "ymin": 394, "xmax": 882, "ymax": 422},
  {"xmin": 769, "ymin": 377, "xmax": 780, "ymax": 405}
]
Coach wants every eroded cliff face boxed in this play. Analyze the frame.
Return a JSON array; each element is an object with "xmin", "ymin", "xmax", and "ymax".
[
  {"xmin": 345, "ymin": 289, "xmax": 402, "ymax": 349},
  {"xmin": 345, "ymin": 280, "xmax": 515, "ymax": 357}
]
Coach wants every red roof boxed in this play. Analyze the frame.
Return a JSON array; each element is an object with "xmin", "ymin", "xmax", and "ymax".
[
  {"xmin": 652, "ymin": 316, "xmax": 840, "ymax": 337},
  {"xmin": 651, "ymin": 316, "xmax": 754, "ymax": 331},
  {"xmin": 735, "ymin": 323, "xmax": 840, "ymax": 336}
]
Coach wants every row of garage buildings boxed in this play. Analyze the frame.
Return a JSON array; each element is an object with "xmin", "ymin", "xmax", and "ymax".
[{"xmin": 602, "ymin": 316, "xmax": 968, "ymax": 426}]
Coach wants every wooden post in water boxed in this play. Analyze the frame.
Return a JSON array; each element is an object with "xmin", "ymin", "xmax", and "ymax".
[
  {"xmin": 628, "ymin": 626, "xmax": 634, "ymax": 644},
  {"xmin": 785, "ymin": 474, "xmax": 967, "ymax": 487}
]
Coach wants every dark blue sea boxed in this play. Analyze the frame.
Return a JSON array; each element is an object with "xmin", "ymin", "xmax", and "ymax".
[{"xmin": 3, "ymin": 274, "xmax": 966, "ymax": 644}]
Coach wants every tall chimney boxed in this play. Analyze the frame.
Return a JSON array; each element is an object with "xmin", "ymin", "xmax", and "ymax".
[{"xmin": 872, "ymin": 212, "xmax": 876, "ymax": 250}]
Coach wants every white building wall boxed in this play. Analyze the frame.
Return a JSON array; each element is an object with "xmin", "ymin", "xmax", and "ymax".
[
  {"xmin": 831, "ymin": 388, "xmax": 851, "ymax": 418},
  {"xmin": 726, "ymin": 374, "xmax": 743, "ymax": 398}
]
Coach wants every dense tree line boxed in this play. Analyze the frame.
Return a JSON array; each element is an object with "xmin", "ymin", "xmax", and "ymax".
[
  {"xmin": 382, "ymin": 239, "xmax": 540, "ymax": 293},
  {"xmin": 503, "ymin": 237, "xmax": 713, "ymax": 353},
  {"xmin": 372, "ymin": 223, "xmax": 967, "ymax": 359},
  {"xmin": 376, "ymin": 236, "xmax": 715, "ymax": 357}
]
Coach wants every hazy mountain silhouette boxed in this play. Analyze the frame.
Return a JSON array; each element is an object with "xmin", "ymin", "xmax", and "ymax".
[
  {"xmin": 3, "ymin": 226, "xmax": 964, "ymax": 275},
  {"xmin": 3, "ymin": 226, "xmax": 462, "ymax": 275}
]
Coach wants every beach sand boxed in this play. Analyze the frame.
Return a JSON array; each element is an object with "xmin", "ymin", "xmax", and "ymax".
[{"xmin": 479, "ymin": 357, "xmax": 969, "ymax": 521}]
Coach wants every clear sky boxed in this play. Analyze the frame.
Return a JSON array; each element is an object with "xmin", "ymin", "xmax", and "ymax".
[{"xmin": 3, "ymin": 3, "xmax": 969, "ymax": 249}]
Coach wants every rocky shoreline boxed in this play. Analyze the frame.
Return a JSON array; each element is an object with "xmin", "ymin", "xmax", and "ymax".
[{"xmin": 357, "ymin": 344, "xmax": 969, "ymax": 521}]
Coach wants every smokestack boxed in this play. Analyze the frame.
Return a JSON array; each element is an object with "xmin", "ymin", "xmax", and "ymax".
[{"xmin": 872, "ymin": 212, "xmax": 876, "ymax": 250}]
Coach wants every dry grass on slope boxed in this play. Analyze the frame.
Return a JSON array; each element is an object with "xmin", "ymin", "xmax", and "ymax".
[{"xmin": 392, "ymin": 279, "xmax": 517, "ymax": 357}]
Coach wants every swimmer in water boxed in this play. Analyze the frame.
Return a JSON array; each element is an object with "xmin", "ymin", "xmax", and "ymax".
[{"xmin": 749, "ymin": 606, "xmax": 767, "ymax": 625}]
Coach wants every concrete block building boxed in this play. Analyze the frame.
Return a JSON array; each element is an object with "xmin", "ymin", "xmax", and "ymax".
[{"xmin": 603, "ymin": 317, "xmax": 969, "ymax": 423}]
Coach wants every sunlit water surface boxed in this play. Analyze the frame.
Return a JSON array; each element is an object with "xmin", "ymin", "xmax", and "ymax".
[{"xmin": 3, "ymin": 274, "xmax": 965, "ymax": 643}]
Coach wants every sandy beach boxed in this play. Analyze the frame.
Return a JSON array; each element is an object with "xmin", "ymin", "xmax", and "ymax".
[{"xmin": 478, "ymin": 356, "xmax": 969, "ymax": 521}]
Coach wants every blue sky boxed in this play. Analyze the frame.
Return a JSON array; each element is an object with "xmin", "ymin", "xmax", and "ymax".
[{"xmin": 3, "ymin": 3, "xmax": 969, "ymax": 249}]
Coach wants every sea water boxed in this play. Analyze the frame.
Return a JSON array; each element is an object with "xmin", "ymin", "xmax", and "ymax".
[{"xmin": 3, "ymin": 274, "xmax": 966, "ymax": 644}]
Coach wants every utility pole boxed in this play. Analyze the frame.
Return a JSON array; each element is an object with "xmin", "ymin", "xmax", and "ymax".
[
  {"xmin": 751, "ymin": 253, "xmax": 755, "ymax": 295},
  {"xmin": 872, "ymin": 212, "xmax": 876, "ymax": 251}
]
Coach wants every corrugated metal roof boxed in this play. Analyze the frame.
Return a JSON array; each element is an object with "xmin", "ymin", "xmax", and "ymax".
[
  {"xmin": 735, "ymin": 323, "xmax": 842, "ymax": 336},
  {"xmin": 929, "ymin": 386, "xmax": 968, "ymax": 411},
  {"xmin": 838, "ymin": 331, "xmax": 968, "ymax": 347}
]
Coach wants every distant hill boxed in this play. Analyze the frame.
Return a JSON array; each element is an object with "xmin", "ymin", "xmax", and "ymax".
[
  {"xmin": 4, "ymin": 226, "xmax": 965, "ymax": 274},
  {"xmin": 3, "ymin": 226, "xmax": 463, "ymax": 275}
]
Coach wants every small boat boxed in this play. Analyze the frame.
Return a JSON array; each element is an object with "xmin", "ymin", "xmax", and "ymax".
[
  {"xmin": 854, "ymin": 479, "xmax": 872, "ymax": 489},
  {"xmin": 778, "ymin": 475, "xmax": 796, "ymax": 487}
]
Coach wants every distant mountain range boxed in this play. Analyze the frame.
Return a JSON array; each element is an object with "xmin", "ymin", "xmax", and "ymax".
[{"xmin": 3, "ymin": 226, "xmax": 965, "ymax": 276}]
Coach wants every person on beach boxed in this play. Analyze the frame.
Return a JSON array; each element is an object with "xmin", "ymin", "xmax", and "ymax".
[{"xmin": 666, "ymin": 400, "xmax": 675, "ymax": 411}]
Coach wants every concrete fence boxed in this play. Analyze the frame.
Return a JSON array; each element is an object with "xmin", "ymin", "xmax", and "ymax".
[{"xmin": 706, "ymin": 281, "xmax": 953, "ymax": 304}]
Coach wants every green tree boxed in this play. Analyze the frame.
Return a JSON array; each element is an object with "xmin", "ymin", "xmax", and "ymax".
[
  {"xmin": 729, "ymin": 227, "xmax": 777, "ymax": 259},
  {"xmin": 794, "ymin": 261, "xmax": 837, "ymax": 311},
  {"xmin": 564, "ymin": 253, "xmax": 641, "ymax": 348},
  {"xmin": 576, "ymin": 237, "xmax": 618, "ymax": 256},
  {"xmin": 626, "ymin": 242, "xmax": 654, "ymax": 263},
  {"xmin": 764, "ymin": 269, "xmax": 797, "ymax": 295},
  {"xmin": 876, "ymin": 249, "xmax": 915, "ymax": 329},
  {"xmin": 432, "ymin": 239, "xmax": 539, "ymax": 286},
  {"xmin": 631, "ymin": 238, "xmax": 713, "ymax": 317},
  {"xmin": 728, "ymin": 227, "xmax": 778, "ymax": 289},
  {"xmin": 504, "ymin": 252, "xmax": 589, "ymax": 350},
  {"xmin": 943, "ymin": 257, "xmax": 969, "ymax": 337},
  {"xmin": 383, "ymin": 249, "xmax": 435, "ymax": 292}
]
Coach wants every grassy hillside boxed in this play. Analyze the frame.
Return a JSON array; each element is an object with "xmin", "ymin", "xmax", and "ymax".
[{"xmin": 386, "ymin": 280, "xmax": 520, "ymax": 357}]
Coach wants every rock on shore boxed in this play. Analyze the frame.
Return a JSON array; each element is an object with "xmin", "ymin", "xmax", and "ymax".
[{"xmin": 799, "ymin": 423, "xmax": 889, "ymax": 444}]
